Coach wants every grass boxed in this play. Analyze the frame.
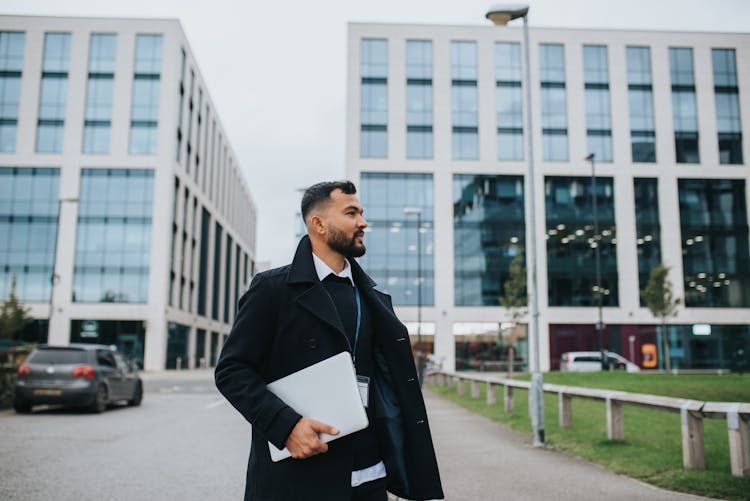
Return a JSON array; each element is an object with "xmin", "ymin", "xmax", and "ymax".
[{"xmin": 429, "ymin": 372, "xmax": 750, "ymax": 501}]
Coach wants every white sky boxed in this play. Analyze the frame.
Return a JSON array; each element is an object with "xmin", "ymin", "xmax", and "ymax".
[{"xmin": 3, "ymin": 0, "xmax": 749, "ymax": 267}]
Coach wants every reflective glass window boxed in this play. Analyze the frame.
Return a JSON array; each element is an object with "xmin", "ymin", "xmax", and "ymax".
[
  {"xmin": 359, "ymin": 173, "xmax": 434, "ymax": 306},
  {"xmin": 545, "ymin": 176, "xmax": 618, "ymax": 306},
  {"xmin": 634, "ymin": 178, "xmax": 661, "ymax": 304},
  {"xmin": 454, "ymin": 175, "xmax": 525, "ymax": 306},
  {"xmin": 452, "ymin": 41, "xmax": 478, "ymax": 160},
  {"xmin": 712, "ymin": 49, "xmax": 743, "ymax": 164},
  {"xmin": 129, "ymin": 35, "xmax": 162, "ymax": 155},
  {"xmin": 679, "ymin": 179, "xmax": 749, "ymax": 307},
  {"xmin": 0, "ymin": 168, "xmax": 60, "ymax": 302},
  {"xmin": 539, "ymin": 44, "xmax": 568, "ymax": 161},
  {"xmin": 495, "ymin": 42, "xmax": 523, "ymax": 161},
  {"xmin": 73, "ymin": 169, "xmax": 154, "ymax": 303},
  {"xmin": 360, "ymin": 39, "xmax": 388, "ymax": 158},
  {"xmin": 36, "ymin": 33, "xmax": 71, "ymax": 153},
  {"xmin": 669, "ymin": 48, "xmax": 699, "ymax": 163},
  {"xmin": 583, "ymin": 46, "xmax": 612, "ymax": 162},
  {"xmin": 406, "ymin": 40, "xmax": 433, "ymax": 159},
  {"xmin": 627, "ymin": 47, "xmax": 657, "ymax": 163},
  {"xmin": 83, "ymin": 34, "xmax": 116, "ymax": 154},
  {"xmin": 0, "ymin": 32, "xmax": 24, "ymax": 152}
]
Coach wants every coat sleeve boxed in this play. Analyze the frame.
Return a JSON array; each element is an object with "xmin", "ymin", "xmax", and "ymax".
[{"xmin": 214, "ymin": 273, "xmax": 302, "ymax": 449}]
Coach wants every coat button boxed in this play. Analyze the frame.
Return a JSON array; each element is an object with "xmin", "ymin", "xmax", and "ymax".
[
  {"xmin": 416, "ymin": 419, "xmax": 425, "ymax": 425},
  {"xmin": 307, "ymin": 338, "xmax": 317, "ymax": 349},
  {"xmin": 407, "ymin": 377, "xmax": 415, "ymax": 382}
]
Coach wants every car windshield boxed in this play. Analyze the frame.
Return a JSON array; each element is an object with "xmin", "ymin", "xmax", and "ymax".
[{"xmin": 27, "ymin": 349, "xmax": 87, "ymax": 365}]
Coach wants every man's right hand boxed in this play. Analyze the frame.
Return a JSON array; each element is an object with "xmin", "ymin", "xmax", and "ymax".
[{"xmin": 285, "ymin": 417, "xmax": 339, "ymax": 459}]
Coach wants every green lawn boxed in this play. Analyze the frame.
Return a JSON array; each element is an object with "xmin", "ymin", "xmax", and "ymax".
[{"xmin": 429, "ymin": 372, "xmax": 750, "ymax": 501}]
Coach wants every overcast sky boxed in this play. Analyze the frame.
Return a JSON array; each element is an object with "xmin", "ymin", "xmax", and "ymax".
[{"xmin": 3, "ymin": 0, "xmax": 749, "ymax": 267}]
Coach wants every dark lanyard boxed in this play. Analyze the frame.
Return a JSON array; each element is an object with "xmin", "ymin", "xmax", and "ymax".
[{"xmin": 352, "ymin": 287, "xmax": 361, "ymax": 367}]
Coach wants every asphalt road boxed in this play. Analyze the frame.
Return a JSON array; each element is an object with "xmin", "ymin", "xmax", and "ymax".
[{"xmin": 1, "ymin": 370, "xmax": 719, "ymax": 501}]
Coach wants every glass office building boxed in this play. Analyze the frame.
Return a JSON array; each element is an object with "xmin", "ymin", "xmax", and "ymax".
[
  {"xmin": 0, "ymin": 16, "xmax": 257, "ymax": 370},
  {"xmin": 347, "ymin": 22, "xmax": 750, "ymax": 372}
]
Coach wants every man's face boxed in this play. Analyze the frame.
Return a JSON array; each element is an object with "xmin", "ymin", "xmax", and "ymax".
[{"xmin": 321, "ymin": 189, "xmax": 368, "ymax": 258}]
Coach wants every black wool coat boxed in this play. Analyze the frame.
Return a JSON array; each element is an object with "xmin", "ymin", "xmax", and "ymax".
[{"xmin": 215, "ymin": 236, "xmax": 444, "ymax": 501}]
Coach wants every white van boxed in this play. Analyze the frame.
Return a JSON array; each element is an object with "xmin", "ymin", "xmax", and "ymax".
[{"xmin": 559, "ymin": 351, "xmax": 640, "ymax": 372}]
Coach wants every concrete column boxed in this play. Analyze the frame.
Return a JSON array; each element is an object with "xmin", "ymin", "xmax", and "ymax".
[
  {"xmin": 457, "ymin": 378, "xmax": 465, "ymax": 396},
  {"xmin": 486, "ymin": 383, "xmax": 497, "ymax": 406},
  {"xmin": 559, "ymin": 393, "xmax": 573, "ymax": 428},
  {"xmin": 471, "ymin": 380, "xmax": 480, "ymax": 399},
  {"xmin": 606, "ymin": 397, "xmax": 625, "ymax": 441},
  {"xmin": 727, "ymin": 410, "xmax": 750, "ymax": 477},
  {"xmin": 504, "ymin": 385, "xmax": 514, "ymax": 413},
  {"xmin": 681, "ymin": 406, "xmax": 705, "ymax": 470}
]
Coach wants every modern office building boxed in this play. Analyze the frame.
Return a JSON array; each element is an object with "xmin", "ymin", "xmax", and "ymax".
[
  {"xmin": 346, "ymin": 22, "xmax": 750, "ymax": 372},
  {"xmin": 0, "ymin": 16, "xmax": 257, "ymax": 370}
]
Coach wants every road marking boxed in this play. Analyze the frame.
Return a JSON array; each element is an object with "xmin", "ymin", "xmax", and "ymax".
[{"xmin": 206, "ymin": 398, "xmax": 227, "ymax": 409}]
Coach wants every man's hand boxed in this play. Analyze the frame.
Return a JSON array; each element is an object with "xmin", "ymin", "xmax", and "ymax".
[{"xmin": 285, "ymin": 417, "xmax": 339, "ymax": 459}]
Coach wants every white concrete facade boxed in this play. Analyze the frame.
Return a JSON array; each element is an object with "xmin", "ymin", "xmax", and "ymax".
[
  {"xmin": 0, "ymin": 16, "xmax": 257, "ymax": 370},
  {"xmin": 346, "ymin": 23, "xmax": 750, "ymax": 372}
]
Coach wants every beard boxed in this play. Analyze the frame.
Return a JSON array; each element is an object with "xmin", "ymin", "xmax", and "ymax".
[{"xmin": 327, "ymin": 224, "xmax": 366, "ymax": 258}]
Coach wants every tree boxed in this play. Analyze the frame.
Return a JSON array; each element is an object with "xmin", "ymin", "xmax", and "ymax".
[
  {"xmin": 500, "ymin": 253, "xmax": 527, "ymax": 378},
  {"xmin": 641, "ymin": 263, "xmax": 681, "ymax": 372},
  {"xmin": 0, "ymin": 274, "xmax": 32, "ymax": 341}
]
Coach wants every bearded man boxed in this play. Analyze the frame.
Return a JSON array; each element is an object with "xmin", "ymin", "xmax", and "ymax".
[{"xmin": 215, "ymin": 181, "xmax": 444, "ymax": 501}]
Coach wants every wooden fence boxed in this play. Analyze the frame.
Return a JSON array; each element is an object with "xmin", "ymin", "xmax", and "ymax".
[{"xmin": 429, "ymin": 371, "xmax": 750, "ymax": 477}]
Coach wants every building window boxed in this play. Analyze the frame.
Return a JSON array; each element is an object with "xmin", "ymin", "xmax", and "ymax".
[
  {"xmin": 679, "ymin": 179, "xmax": 749, "ymax": 307},
  {"xmin": 0, "ymin": 167, "xmax": 60, "ymax": 302},
  {"xmin": 626, "ymin": 46, "xmax": 656, "ymax": 163},
  {"xmin": 712, "ymin": 49, "xmax": 743, "ymax": 165},
  {"xmin": 669, "ymin": 48, "xmax": 699, "ymax": 163},
  {"xmin": 634, "ymin": 178, "xmax": 661, "ymax": 304},
  {"xmin": 406, "ymin": 40, "xmax": 433, "ymax": 159},
  {"xmin": 129, "ymin": 34, "xmax": 163, "ymax": 155},
  {"xmin": 36, "ymin": 33, "xmax": 71, "ymax": 153},
  {"xmin": 583, "ymin": 45, "xmax": 612, "ymax": 162},
  {"xmin": 495, "ymin": 42, "xmax": 523, "ymax": 161},
  {"xmin": 212, "ymin": 222, "xmax": 223, "ymax": 321},
  {"xmin": 359, "ymin": 173, "xmax": 434, "ymax": 306},
  {"xmin": 360, "ymin": 39, "xmax": 388, "ymax": 158},
  {"xmin": 454, "ymin": 175, "xmax": 525, "ymax": 306},
  {"xmin": 73, "ymin": 169, "xmax": 154, "ymax": 303},
  {"xmin": 176, "ymin": 49, "xmax": 186, "ymax": 162},
  {"xmin": 224, "ymin": 234, "xmax": 233, "ymax": 322},
  {"xmin": 83, "ymin": 34, "xmax": 116, "ymax": 154},
  {"xmin": 197, "ymin": 207, "xmax": 210, "ymax": 316},
  {"xmin": 539, "ymin": 44, "xmax": 568, "ymax": 161},
  {"xmin": 545, "ymin": 176, "xmax": 618, "ymax": 306},
  {"xmin": 451, "ymin": 41, "xmax": 478, "ymax": 160},
  {"xmin": 0, "ymin": 32, "xmax": 25, "ymax": 152}
]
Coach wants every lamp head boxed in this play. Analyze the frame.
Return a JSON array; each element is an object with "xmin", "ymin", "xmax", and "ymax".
[{"xmin": 485, "ymin": 4, "xmax": 529, "ymax": 26}]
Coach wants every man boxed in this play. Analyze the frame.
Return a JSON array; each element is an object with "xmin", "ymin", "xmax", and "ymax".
[{"xmin": 215, "ymin": 181, "xmax": 444, "ymax": 501}]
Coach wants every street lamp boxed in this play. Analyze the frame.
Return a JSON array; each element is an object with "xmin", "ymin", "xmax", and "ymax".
[
  {"xmin": 403, "ymin": 206, "xmax": 424, "ymax": 386},
  {"xmin": 486, "ymin": 4, "xmax": 545, "ymax": 446},
  {"xmin": 49, "ymin": 197, "xmax": 79, "ymax": 339},
  {"xmin": 585, "ymin": 153, "xmax": 607, "ymax": 370}
]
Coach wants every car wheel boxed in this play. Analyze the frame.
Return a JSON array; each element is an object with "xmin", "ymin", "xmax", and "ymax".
[
  {"xmin": 128, "ymin": 382, "xmax": 143, "ymax": 406},
  {"xmin": 14, "ymin": 400, "xmax": 31, "ymax": 414},
  {"xmin": 89, "ymin": 384, "xmax": 108, "ymax": 413}
]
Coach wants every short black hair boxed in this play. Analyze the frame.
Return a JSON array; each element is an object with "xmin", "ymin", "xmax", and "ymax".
[{"xmin": 301, "ymin": 180, "xmax": 357, "ymax": 223}]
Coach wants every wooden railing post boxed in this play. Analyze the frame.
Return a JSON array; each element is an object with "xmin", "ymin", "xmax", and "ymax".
[
  {"xmin": 727, "ymin": 406, "xmax": 750, "ymax": 477},
  {"xmin": 471, "ymin": 380, "xmax": 480, "ymax": 399},
  {"xmin": 457, "ymin": 377, "xmax": 465, "ymax": 396},
  {"xmin": 504, "ymin": 385, "xmax": 514, "ymax": 413},
  {"xmin": 681, "ymin": 401, "xmax": 705, "ymax": 470},
  {"xmin": 487, "ymin": 382, "xmax": 497, "ymax": 406},
  {"xmin": 559, "ymin": 392, "xmax": 573, "ymax": 428},
  {"xmin": 606, "ymin": 395, "xmax": 624, "ymax": 441}
]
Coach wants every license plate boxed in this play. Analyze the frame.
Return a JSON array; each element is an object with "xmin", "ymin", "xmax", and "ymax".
[{"xmin": 33, "ymin": 389, "xmax": 62, "ymax": 396}]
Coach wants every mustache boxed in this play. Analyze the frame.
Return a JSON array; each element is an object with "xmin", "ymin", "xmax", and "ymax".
[{"xmin": 353, "ymin": 230, "xmax": 365, "ymax": 239}]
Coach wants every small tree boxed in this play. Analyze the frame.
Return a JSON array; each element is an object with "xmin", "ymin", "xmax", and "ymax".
[
  {"xmin": 500, "ymin": 254, "xmax": 527, "ymax": 378},
  {"xmin": 0, "ymin": 275, "xmax": 32, "ymax": 341},
  {"xmin": 641, "ymin": 263, "xmax": 680, "ymax": 372}
]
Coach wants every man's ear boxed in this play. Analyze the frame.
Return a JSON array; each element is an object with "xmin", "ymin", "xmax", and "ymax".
[{"xmin": 309, "ymin": 214, "xmax": 327, "ymax": 236}]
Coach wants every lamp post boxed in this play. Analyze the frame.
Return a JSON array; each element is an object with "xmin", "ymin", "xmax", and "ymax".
[
  {"xmin": 486, "ymin": 3, "xmax": 544, "ymax": 446},
  {"xmin": 403, "ymin": 206, "xmax": 424, "ymax": 386},
  {"xmin": 585, "ymin": 153, "xmax": 606, "ymax": 369},
  {"xmin": 49, "ymin": 197, "xmax": 79, "ymax": 340}
]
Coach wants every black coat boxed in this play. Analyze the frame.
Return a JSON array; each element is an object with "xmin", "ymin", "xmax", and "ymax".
[{"xmin": 215, "ymin": 236, "xmax": 444, "ymax": 501}]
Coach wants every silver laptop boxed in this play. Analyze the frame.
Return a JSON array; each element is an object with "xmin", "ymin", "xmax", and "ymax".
[{"xmin": 266, "ymin": 351, "xmax": 369, "ymax": 462}]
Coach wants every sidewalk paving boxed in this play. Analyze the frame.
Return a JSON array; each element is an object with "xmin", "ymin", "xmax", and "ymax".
[{"xmin": 423, "ymin": 389, "xmax": 717, "ymax": 501}]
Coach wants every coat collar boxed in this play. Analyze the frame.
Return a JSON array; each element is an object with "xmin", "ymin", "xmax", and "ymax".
[{"xmin": 287, "ymin": 235, "xmax": 376, "ymax": 289}]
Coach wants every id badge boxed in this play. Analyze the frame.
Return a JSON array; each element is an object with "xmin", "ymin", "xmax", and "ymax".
[{"xmin": 356, "ymin": 375, "xmax": 370, "ymax": 408}]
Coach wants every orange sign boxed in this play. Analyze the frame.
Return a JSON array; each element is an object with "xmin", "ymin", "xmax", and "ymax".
[{"xmin": 641, "ymin": 343, "xmax": 657, "ymax": 368}]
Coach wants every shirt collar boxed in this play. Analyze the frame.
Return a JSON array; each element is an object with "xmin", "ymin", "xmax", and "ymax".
[{"xmin": 312, "ymin": 252, "xmax": 355, "ymax": 286}]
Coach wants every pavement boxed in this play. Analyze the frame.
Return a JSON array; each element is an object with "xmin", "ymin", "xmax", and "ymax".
[{"xmin": 423, "ymin": 389, "xmax": 717, "ymax": 501}]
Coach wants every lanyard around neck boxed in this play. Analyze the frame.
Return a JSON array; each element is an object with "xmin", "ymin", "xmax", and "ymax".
[{"xmin": 352, "ymin": 287, "xmax": 361, "ymax": 367}]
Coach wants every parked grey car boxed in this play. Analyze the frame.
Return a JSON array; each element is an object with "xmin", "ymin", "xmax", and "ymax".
[{"xmin": 14, "ymin": 344, "xmax": 143, "ymax": 413}]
